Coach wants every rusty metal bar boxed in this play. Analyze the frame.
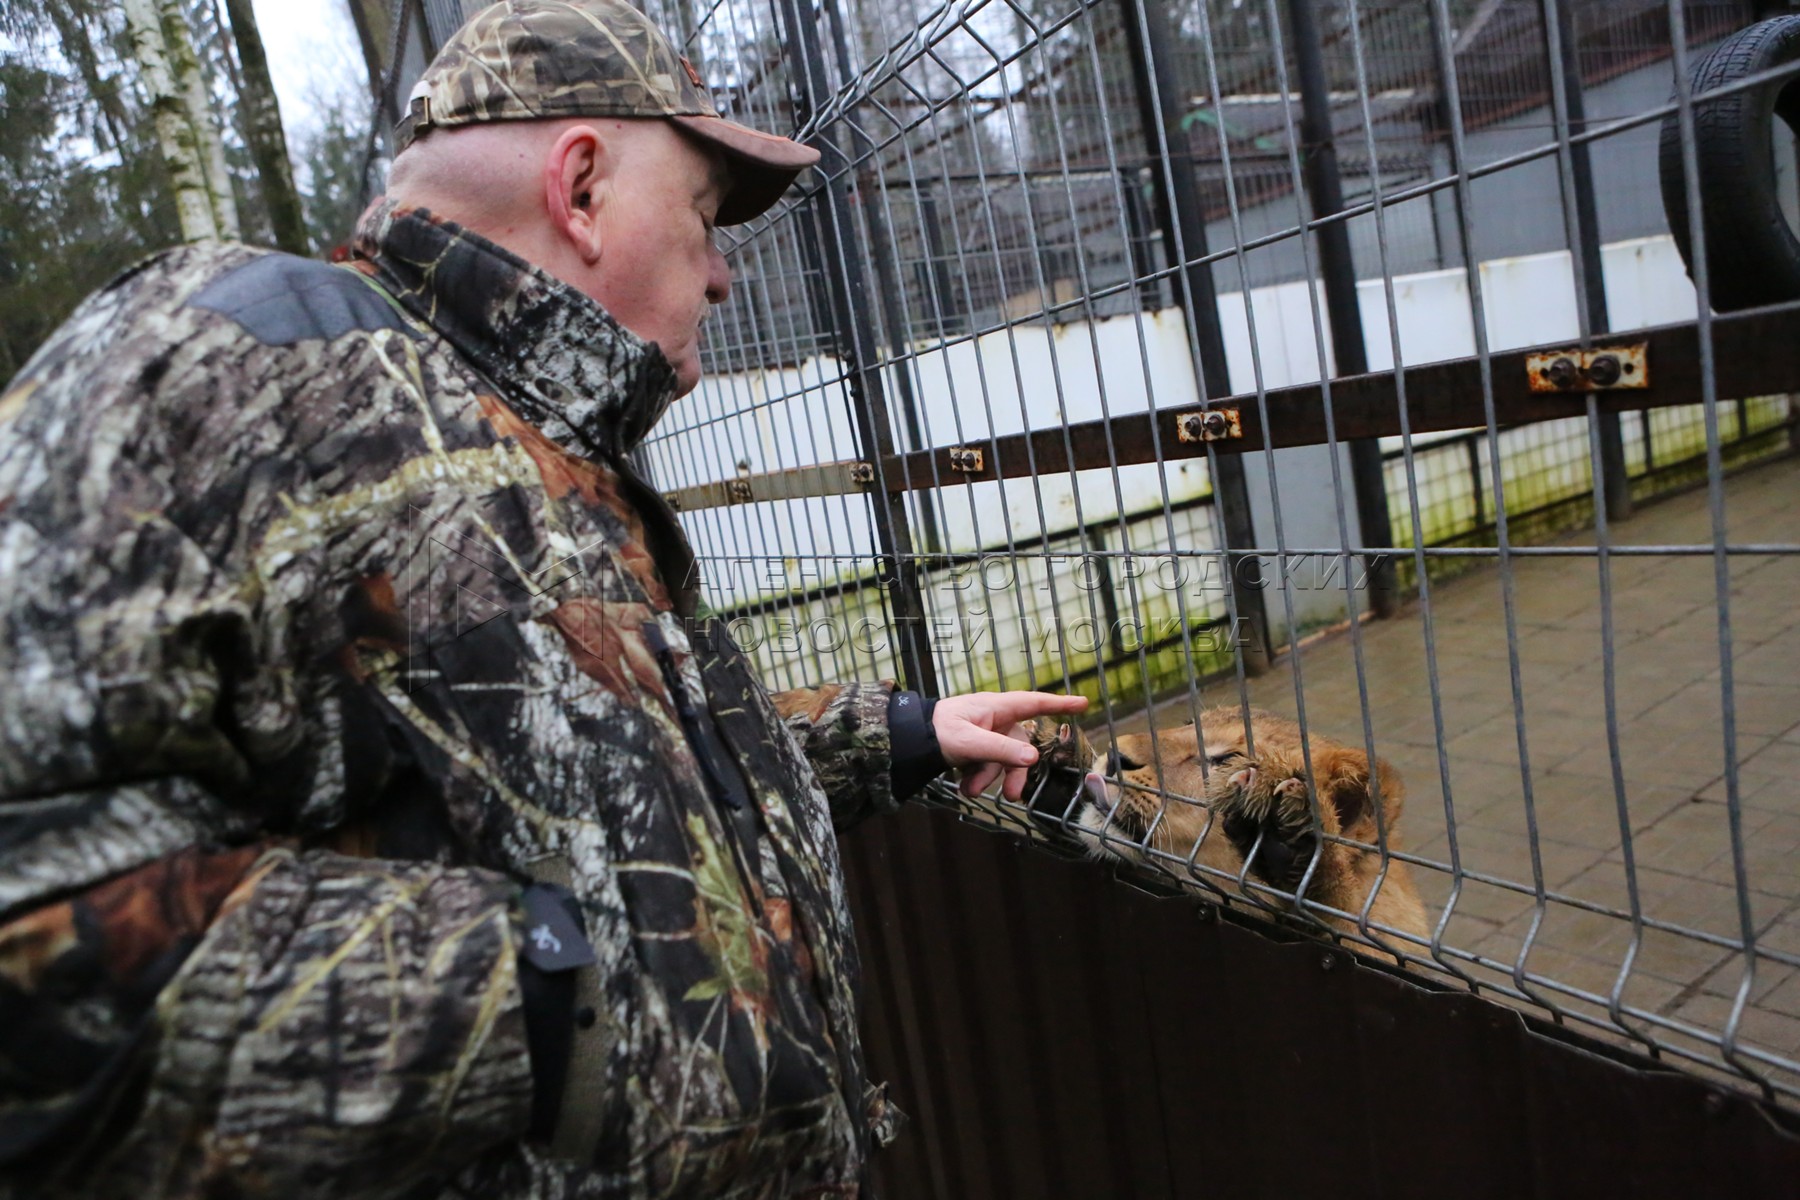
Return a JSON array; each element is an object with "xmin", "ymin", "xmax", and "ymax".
[
  {"xmin": 880, "ymin": 304, "xmax": 1800, "ymax": 490},
  {"xmin": 677, "ymin": 310, "xmax": 1793, "ymax": 513},
  {"xmin": 663, "ymin": 459, "xmax": 874, "ymax": 511}
]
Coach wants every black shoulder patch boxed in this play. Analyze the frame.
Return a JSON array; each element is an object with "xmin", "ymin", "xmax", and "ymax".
[{"xmin": 189, "ymin": 254, "xmax": 412, "ymax": 346}]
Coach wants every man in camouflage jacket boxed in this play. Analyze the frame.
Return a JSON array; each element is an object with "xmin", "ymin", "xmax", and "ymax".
[{"xmin": 0, "ymin": 2, "xmax": 1085, "ymax": 1196}]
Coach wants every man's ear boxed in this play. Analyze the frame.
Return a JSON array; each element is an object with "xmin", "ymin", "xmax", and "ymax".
[{"xmin": 544, "ymin": 124, "xmax": 610, "ymax": 265}]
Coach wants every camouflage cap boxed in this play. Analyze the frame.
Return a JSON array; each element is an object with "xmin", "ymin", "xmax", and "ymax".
[{"xmin": 395, "ymin": 0, "xmax": 820, "ymax": 224}]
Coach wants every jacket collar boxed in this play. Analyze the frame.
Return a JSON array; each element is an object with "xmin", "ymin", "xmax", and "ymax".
[{"xmin": 351, "ymin": 199, "xmax": 680, "ymax": 461}]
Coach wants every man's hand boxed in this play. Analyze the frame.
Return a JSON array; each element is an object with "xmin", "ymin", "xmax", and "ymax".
[{"xmin": 932, "ymin": 691, "xmax": 1089, "ymax": 802}]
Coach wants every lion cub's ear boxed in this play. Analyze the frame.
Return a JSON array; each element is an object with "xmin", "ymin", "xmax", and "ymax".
[{"xmin": 1315, "ymin": 748, "xmax": 1404, "ymax": 834}]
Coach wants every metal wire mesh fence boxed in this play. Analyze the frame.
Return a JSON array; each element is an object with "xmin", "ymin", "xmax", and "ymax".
[
  {"xmin": 31, "ymin": 0, "xmax": 1800, "ymax": 1164},
  {"xmin": 624, "ymin": 0, "xmax": 1800, "ymax": 1105}
]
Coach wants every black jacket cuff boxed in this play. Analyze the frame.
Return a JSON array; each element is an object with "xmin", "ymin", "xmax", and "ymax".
[{"xmin": 888, "ymin": 690, "xmax": 948, "ymax": 800}]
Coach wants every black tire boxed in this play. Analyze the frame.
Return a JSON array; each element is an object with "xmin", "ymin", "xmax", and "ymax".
[{"xmin": 1658, "ymin": 16, "xmax": 1800, "ymax": 312}]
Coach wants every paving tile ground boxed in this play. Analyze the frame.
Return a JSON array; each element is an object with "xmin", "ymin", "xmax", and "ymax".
[{"xmin": 1098, "ymin": 453, "xmax": 1800, "ymax": 1098}]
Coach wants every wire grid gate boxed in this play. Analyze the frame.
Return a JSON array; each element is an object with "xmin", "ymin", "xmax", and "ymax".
[
  {"xmin": 618, "ymin": 0, "xmax": 1800, "ymax": 1103},
  {"xmin": 622, "ymin": 0, "xmax": 1800, "ymax": 1108}
]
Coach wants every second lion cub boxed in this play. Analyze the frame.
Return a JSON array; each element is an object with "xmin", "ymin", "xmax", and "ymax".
[{"xmin": 1069, "ymin": 707, "xmax": 1429, "ymax": 943}]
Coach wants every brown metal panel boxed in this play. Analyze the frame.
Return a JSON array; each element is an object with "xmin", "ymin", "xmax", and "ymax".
[
  {"xmin": 1080, "ymin": 867, "xmax": 1195, "ymax": 1194},
  {"xmin": 985, "ymin": 832, "xmax": 1086, "ymax": 1192},
  {"xmin": 838, "ymin": 833, "xmax": 950, "ymax": 1198},
  {"xmin": 1195, "ymin": 921, "xmax": 1384, "ymax": 1192},
  {"xmin": 1015, "ymin": 841, "xmax": 1152, "ymax": 1194},
  {"xmin": 935, "ymin": 828, "xmax": 1058, "ymax": 1196},
  {"xmin": 860, "ymin": 813, "xmax": 993, "ymax": 1194},
  {"xmin": 845, "ymin": 807, "xmax": 1800, "ymax": 1198},
  {"xmin": 1125, "ymin": 892, "xmax": 1252, "ymax": 1196},
  {"xmin": 1348, "ymin": 981, "xmax": 1537, "ymax": 1198}
]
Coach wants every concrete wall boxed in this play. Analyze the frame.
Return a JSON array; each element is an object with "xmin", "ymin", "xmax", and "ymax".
[{"xmin": 648, "ymin": 231, "xmax": 1700, "ymax": 663}]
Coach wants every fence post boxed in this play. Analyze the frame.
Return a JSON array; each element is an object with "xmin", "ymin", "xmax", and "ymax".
[
  {"xmin": 1424, "ymin": 0, "xmax": 1468, "ymax": 270},
  {"xmin": 1285, "ymin": 0, "xmax": 1401, "ymax": 620},
  {"xmin": 1117, "ymin": 0, "xmax": 1273, "ymax": 675},
  {"xmin": 1541, "ymin": 0, "xmax": 1633, "ymax": 522},
  {"xmin": 779, "ymin": 0, "xmax": 941, "ymax": 696},
  {"xmin": 916, "ymin": 190, "xmax": 961, "ymax": 337},
  {"xmin": 820, "ymin": 0, "xmax": 945, "ymax": 559}
]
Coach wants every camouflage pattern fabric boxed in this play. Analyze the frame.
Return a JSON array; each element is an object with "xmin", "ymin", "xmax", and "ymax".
[{"xmin": 0, "ymin": 201, "xmax": 905, "ymax": 1197}]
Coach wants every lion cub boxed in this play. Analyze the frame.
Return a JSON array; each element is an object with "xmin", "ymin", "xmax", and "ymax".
[{"xmin": 1059, "ymin": 708, "xmax": 1429, "ymax": 944}]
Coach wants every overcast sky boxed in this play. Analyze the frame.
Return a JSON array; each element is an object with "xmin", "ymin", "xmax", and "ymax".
[{"xmin": 252, "ymin": 0, "xmax": 368, "ymax": 139}]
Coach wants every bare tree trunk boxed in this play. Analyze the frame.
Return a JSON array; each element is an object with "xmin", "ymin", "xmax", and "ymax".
[
  {"xmin": 222, "ymin": 0, "xmax": 308, "ymax": 253},
  {"xmin": 44, "ymin": 5, "xmax": 130, "ymax": 154},
  {"xmin": 121, "ymin": 0, "xmax": 220, "ymax": 241},
  {"xmin": 159, "ymin": 0, "xmax": 240, "ymax": 239}
]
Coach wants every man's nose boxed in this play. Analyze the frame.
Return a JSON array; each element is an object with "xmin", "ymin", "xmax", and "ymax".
[{"xmin": 706, "ymin": 243, "xmax": 732, "ymax": 305}]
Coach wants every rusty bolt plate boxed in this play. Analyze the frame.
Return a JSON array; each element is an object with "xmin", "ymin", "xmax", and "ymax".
[
  {"xmin": 1526, "ymin": 342, "xmax": 1648, "ymax": 393},
  {"xmin": 849, "ymin": 461, "xmax": 876, "ymax": 485},
  {"xmin": 1176, "ymin": 406, "xmax": 1244, "ymax": 442},
  {"xmin": 947, "ymin": 446, "xmax": 985, "ymax": 473},
  {"xmin": 725, "ymin": 478, "xmax": 753, "ymax": 504}
]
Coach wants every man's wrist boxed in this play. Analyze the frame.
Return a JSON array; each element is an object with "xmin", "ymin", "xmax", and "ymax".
[{"xmin": 887, "ymin": 690, "xmax": 948, "ymax": 800}]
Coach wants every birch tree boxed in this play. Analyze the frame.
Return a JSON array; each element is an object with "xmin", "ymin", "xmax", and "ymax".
[
  {"xmin": 121, "ymin": 0, "xmax": 237, "ymax": 241},
  {"xmin": 164, "ymin": 0, "xmax": 239, "ymax": 238},
  {"xmin": 4, "ymin": 0, "xmax": 370, "ymax": 374}
]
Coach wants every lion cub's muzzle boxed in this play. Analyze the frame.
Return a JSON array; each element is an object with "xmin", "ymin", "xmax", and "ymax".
[
  {"xmin": 1073, "ymin": 744, "xmax": 1325, "ymax": 894},
  {"xmin": 1014, "ymin": 718, "xmax": 1109, "ymax": 836}
]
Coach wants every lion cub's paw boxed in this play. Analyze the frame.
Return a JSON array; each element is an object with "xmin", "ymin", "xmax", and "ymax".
[{"xmin": 1220, "ymin": 770, "xmax": 1321, "ymax": 891}]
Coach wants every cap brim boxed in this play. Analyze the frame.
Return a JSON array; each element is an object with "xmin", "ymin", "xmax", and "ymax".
[{"xmin": 670, "ymin": 114, "xmax": 820, "ymax": 225}]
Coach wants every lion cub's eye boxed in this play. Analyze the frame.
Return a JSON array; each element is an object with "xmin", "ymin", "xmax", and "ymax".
[{"xmin": 1109, "ymin": 748, "xmax": 1145, "ymax": 773}]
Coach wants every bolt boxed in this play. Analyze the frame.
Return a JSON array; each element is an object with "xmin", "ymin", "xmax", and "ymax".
[
  {"xmin": 1587, "ymin": 354, "xmax": 1622, "ymax": 387},
  {"xmin": 1320, "ymin": 952, "xmax": 1337, "ymax": 972},
  {"xmin": 1545, "ymin": 356, "xmax": 1580, "ymax": 389},
  {"xmin": 1202, "ymin": 410, "xmax": 1230, "ymax": 437}
]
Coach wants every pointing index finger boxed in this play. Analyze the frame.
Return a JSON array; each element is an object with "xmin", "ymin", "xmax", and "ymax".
[{"xmin": 982, "ymin": 691, "xmax": 1090, "ymax": 723}]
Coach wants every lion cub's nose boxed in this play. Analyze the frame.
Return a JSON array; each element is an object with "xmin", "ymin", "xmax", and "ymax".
[{"xmin": 1081, "ymin": 772, "xmax": 1109, "ymax": 808}]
